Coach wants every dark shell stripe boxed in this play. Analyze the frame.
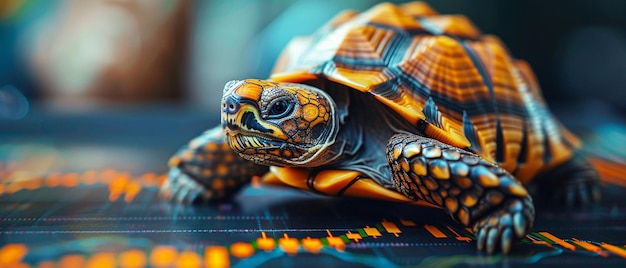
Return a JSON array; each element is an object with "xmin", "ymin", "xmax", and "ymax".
[
  {"xmin": 463, "ymin": 38, "xmax": 513, "ymax": 164},
  {"xmin": 333, "ymin": 26, "xmax": 411, "ymax": 70},
  {"xmin": 271, "ymin": 3, "xmax": 577, "ymax": 183}
]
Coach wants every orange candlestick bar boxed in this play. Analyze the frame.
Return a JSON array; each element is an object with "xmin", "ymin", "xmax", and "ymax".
[
  {"xmin": 124, "ymin": 181, "xmax": 142, "ymax": 203},
  {"xmin": 363, "ymin": 226, "xmax": 382, "ymax": 238},
  {"xmin": 526, "ymin": 234, "xmax": 552, "ymax": 247},
  {"xmin": 108, "ymin": 175, "xmax": 130, "ymax": 202},
  {"xmin": 175, "ymin": 250, "xmax": 203, "ymax": 268},
  {"xmin": 346, "ymin": 231, "xmax": 362, "ymax": 242},
  {"xmin": 538, "ymin": 232, "xmax": 576, "ymax": 251},
  {"xmin": 424, "ymin": 225, "xmax": 447, "ymax": 238},
  {"xmin": 301, "ymin": 237, "xmax": 323, "ymax": 254},
  {"xmin": 279, "ymin": 234, "xmax": 300, "ymax": 255},
  {"xmin": 256, "ymin": 232, "xmax": 276, "ymax": 252},
  {"xmin": 84, "ymin": 252, "xmax": 116, "ymax": 268},
  {"xmin": 447, "ymin": 226, "xmax": 471, "ymax": 242},
  {"xmin": 81, "ymin": 170, "xmax": 99, "ymax": 185},
  {"xmin": 400, "ymin": 218, "xmax": 417, "ymax": 226},
  {"xmin": 571, "ymin": 239, "xmax": 607, "ymax": 256},
  {"xmin": 601, "ymin": 242, "xmax": 626, "ymax": 258},
  {"xmin": 60, "ymin": 173, "xmax": 80, "ymax": 187},
  {"xmin": 326, "ymin": 230, "xmax": 346, "ymax": 251},
  {"xmin": 0, "ymin": 244, "xmax": 28, "ymax": 266},
  {"xmin": 119, "ymin": 249, "xmax": 147, "ymax": 268},
  {"xmin": 381, "ymin": 219, "xmax": 401, "ymax": 237},
  {"xmin": 230, "ymin": 242, "xmax": 255, "ymax": 259},
  {"xmin": 59, "ymin": 255, "xmax": 86, "ymax": 268},
  {"xmin": 150, "ymin": 246, "xmax": 178, "ymax": 267},
  {"xmin": 44, "ymin": 173, "xmax": 60, "ymax": 187}
]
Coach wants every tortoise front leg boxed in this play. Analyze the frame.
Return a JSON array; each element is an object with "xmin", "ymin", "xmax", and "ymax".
[
  {"xmin": 160, "ymin": 126, "xmax": 269, "ymax": 204},
  {"xmin": 387, "ymin": 133, "xmax": 534, "ymax": 254}
]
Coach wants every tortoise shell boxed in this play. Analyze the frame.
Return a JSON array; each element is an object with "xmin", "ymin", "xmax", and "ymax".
[{"xmin": 267, "ymin": 1, "xmax": 579, "ymax": 191}]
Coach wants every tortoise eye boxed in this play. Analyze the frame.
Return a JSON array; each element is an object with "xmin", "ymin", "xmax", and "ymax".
[{"xmin": 268, "ymin": 100, "xmax": 293, "ymax": 118}]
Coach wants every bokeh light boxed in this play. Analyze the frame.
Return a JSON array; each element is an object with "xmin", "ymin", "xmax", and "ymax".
[{"xmin": 0, "ymin": 85, "xmax": 29, "ymax": 120}]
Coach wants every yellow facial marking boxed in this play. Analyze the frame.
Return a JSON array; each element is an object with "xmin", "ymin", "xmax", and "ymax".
[
  {"xmin": 232, "ymin": 105, "xmax": 287, "ymax": 140},
  {"xmin": 302, "ymin": 104, "xmax": 320, "ymax": 122},
  {"xmin": 235, "ymin": 83, "xmax": 263, "ymax": 101},
  {"xmin": 294, "ymin": 90, "xmax": 311, "ymax": 104},
  {"xmin": 222, "ymin": 79, "xmax": 339, "ymax": 167}
]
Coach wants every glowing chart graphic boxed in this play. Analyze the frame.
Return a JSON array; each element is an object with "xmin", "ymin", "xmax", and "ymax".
[{"xmin": 1, "ymin": 167, "xmax": 625, "ymax": 267}]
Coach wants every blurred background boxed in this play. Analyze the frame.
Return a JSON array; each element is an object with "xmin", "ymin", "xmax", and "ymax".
[{"xmin": 1, "ymin": 0, "xmax": 625, "ymax": 174}]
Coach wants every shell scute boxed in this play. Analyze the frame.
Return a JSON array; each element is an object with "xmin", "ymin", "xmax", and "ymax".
[{"xmin": 271, "ymin": 1, "xmax": 578, "ymax": 184}]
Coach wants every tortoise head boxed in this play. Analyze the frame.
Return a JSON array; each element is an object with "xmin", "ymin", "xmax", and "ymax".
[{"xmin": 221, "ymin": 79, "xmax": 340, "ymax": 167}]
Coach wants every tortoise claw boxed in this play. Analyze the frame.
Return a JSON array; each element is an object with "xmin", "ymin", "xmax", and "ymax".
[
  {"xmin": 159, "ymin": 126, "xmax": 270, "ymax": 204},
  {"xmin": 160, "ymin": 167, "xmax": 212, "ymax": 204},
  {"xmin": 387, "ymin": 133, "xmax": 535, "ymax": 254},
  {"xmin": 533, "ymin": 153, "xmax": 601, "ymax": 208},
  {"xmin": 473, "ymin": 197, "xmax": 533, "ymax": 254},
  {"xmin": 552, "ymin": 176, "xmax": 601, "ymax": 208}
]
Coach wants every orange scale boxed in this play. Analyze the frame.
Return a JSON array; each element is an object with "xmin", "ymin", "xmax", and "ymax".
[
  {"xmin": 364, "ymin": 2, "xmax": 424, "ymax": 30},
  {"xmin": 400, "ymin": 1, "xmax": 439, "ymax": 17}
]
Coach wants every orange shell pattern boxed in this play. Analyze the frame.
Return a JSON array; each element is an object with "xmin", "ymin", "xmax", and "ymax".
[{"xmin": 271, "ymin": 2, "xmax": 579, "ymax": 184}]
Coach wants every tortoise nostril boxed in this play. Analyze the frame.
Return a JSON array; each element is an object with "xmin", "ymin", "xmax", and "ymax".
[{"xmin": 223, "ymin": 97, "xmax": 239, "ymax": 113}]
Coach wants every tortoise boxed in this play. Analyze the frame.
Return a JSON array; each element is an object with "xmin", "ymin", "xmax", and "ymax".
[{"xmin": 161, "ymin": 2, "xmax": 601, "ymax": 254}]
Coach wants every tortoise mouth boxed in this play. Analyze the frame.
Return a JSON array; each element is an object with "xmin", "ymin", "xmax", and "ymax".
[
  {"xmin": 226, "ymin": 132, "xmax": 322, "ymax": 166},
  {"xmin": 226, "ymin": 133, "xmax": 284, "ymax": 152}
]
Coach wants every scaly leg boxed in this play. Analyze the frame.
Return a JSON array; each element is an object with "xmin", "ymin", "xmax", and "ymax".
[
  {"xmin": 387, "ymin": 133, "xmax": 534, "ymax": 254},
  {"xmin": 160, "ymin": 126, "xmax": 269, "ymax": 204}
]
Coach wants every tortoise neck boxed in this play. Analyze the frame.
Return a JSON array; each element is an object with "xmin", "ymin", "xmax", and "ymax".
[{"xmin": 320, "ymin": 89, "xmax": 422, "ymax": 188}]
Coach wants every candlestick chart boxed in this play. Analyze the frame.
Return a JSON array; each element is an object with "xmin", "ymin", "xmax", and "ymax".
[
  {"xmin": 1, "ymin": 164, "xmax": 625, "ymax": 267},
  {"xmin": 2, "ymin": 110, "xmax": 626, "ymax": 267}
]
